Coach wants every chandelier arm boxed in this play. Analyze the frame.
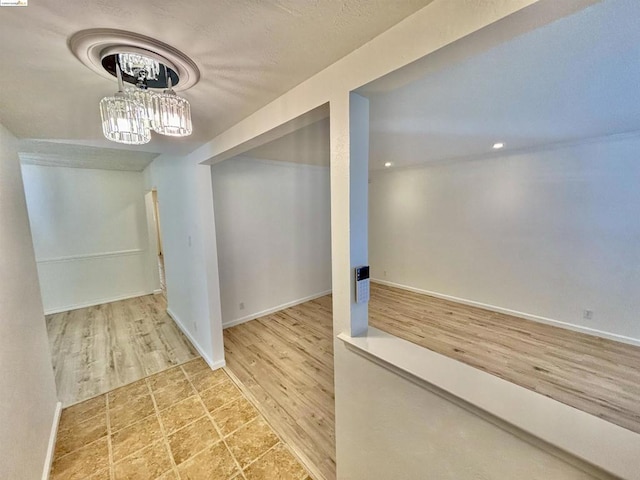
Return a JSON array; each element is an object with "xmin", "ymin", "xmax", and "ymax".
[
  {"xmin": 165, "ymin": 64, "xmax": 173, "ymax": 92},
  {"xmin": 116, "ymin": 61, "xmax": 124, "ymax": 93}
]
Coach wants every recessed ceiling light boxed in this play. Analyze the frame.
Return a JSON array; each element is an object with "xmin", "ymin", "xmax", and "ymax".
[
  {"xmin": 384, "ymin": 162, "xmax": 392, "ymax": 167},
  {"xmin": 492, "ymin": 142, "xmax": 505, "ymax": 149}
]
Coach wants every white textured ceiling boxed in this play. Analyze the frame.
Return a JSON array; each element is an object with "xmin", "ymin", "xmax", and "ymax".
[
  {"xmin": 0, "ymin": 0, "xmax": 431, "ymax": 159},
  {"xmin": 365, "ymin": 0, "xmax": 640, "ymax": 169}
]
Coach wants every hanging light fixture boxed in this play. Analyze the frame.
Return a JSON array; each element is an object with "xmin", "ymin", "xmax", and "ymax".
[
  {"xmin": 120, "ymin": 52, "xmax": 159, "ymax": 128},
  {"xmin": 97, "ymin": 50, "xmax": 193, "ymax": 144},
  {"xmin": 99, "ymin": 62, "xmax": 151, "ymax": 145},
  {"xmin": 70, "ymin": 30, "xmax": 200, "ymax": 145},
  {"xmin": 152, "ymin": 69, "xmax": 192, "ymax": 136}
]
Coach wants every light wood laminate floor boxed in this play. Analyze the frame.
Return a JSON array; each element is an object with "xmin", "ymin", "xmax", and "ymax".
[
  {"xmin": 369, "ymin": 282, "xmax": 640, "ymax": 435},
  {"xmin": 47, "ymin": 294, "xmax": 198, "ymax": 407},
  {"xmin": 224, "ymin": 284, "xmax": 640, "ymax": 480},
  {"xmin": 224, "ymin": 295, "xmax": 335, "ymax": 480}
]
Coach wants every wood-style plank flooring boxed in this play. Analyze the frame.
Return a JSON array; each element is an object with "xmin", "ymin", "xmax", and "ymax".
[
  {"xmin": 47, "ymin": 294, "xmax": 198, "ymax": 407},
  {"xmin": 224, "ymin": 284, "xmax": 640, "ymax": 480},
  {"xmin": 224, "ymin": 295, "xmax": 335, "ymax": 480},
  {"xmin": 369, "ymin": 282, "xmax": 640, "ymax": 435}
]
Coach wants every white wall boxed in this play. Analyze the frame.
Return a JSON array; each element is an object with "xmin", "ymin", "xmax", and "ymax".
[
  {"xmin": 211, "ymin": 157, "xmax": 331, "ymax": 326},
  {"xmin": 370, "ymin": 136, "xmax": 640, "ymax": 344},
  {"xmin": 150, "ymin": 1, "xmax": 613, "ymax": 478},
  {"xmin": 0, "ymin": 123, "xmax": 59, "ymax": 479},
  {"xmin": 143, "ymin": 155, "xmax": 224, "ymax": 368},
  {"xmin": 21, "ymin": 165, "xmax": 159, "ymax": 313}
]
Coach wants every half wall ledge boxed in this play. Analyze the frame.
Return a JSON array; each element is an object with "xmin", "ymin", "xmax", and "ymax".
[{"xmin": 338, "ymin": 327, "xmax": 639, "ymax": 480}]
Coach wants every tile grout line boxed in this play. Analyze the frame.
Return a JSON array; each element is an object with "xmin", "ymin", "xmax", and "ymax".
[
  {"xmin": 111, "ymin": 366, "xmax": 223, "ymax": 473},
  {"xmin": 103, "ymin": 412, "xmax": 164, "ymax": 463},
  {"xmin": 239, "ymin": 440, "xmax": 281, "ymax": 472},
  {"xmin": 146, "ymin": 377, "xmax": 182, "ymax": 480},
  {"xmin": 222, "ymin": 415, "xmax": 260, "ymax": 442},
  {"xmin": 223, "ymin": 367, "xmax": 314, "ymax": 480},
  {"xmin": 50, "ymin": 400, "xmax": 115, "ymax": 480},
  {"xmin": 49, "ymin": 407, "xmax": 108, "ymax": 463},
  {"xmin": 55, "ymin": 359, "xmax": 309, "ymax": 480},
  {"xmin": 183, "ymin": 366, "xmax": 247, "ymax": 478},
  {"xmin": 100, "ymin": 377, "xmax": 185, "ymax": 473},
  {"xmin": 155, "ymin": 375, "xmax": 231, "ymax": 419},
  {"xmin": 181, "ymin": 365, "xmax": 248, "ymax": 480},
  {"xmin": 52, "ymin": 360, "xmax": 207, "ymax": 480},
  {"xmin": 212, "ymin": 369, "xmax": 308, "ymax": 479}
]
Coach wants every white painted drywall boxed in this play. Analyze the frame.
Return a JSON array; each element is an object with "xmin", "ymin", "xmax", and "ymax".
[
  {"xmin": 0, "ymin": 123, "xmax": 59, "ymax": 479},
  {"xmin": 181, "ymin": 0, "xmax": 612, "ymax": 478},
  {"xmin": 143, "ymin": 155, "xmax": 224, "ymax": 368},
  {"xmin": 370, "ymin": 136, "xmax": 640, "ymax": 343},
  {"xmin": 211, "ymin": 157, "xmax": 331, "ymax": 326},
  {"xmin": 20, "ymin": 164, "xmax": 159, "ymax": 313},
  {"xmin": 144, "ymin": 1, "xmax": 614, "ymax": 478}
]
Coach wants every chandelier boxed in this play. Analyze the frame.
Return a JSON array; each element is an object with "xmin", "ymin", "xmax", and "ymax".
[
  {"xmin": 69, "ymin": 30, "xmax": 201, "ymax": 146},
  {"xmin": 99, "ymin": 51, "xmax": 192, "ymax": 145}
]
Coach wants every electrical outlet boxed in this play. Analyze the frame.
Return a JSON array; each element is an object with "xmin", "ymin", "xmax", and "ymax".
[
  {"xmin": 583, "ymin": 309, "xmax": 593, "ymax": 320},
  {"xmin": 383, "ymin": 270, "xmax": 387, "ymax": 277},
  {"xmin": 188, "ymin": 235, "xmax": 192, "ymax": 247},
  {"xmin": 193, "ymin": 321, "xmax": 198, "ymax": 332},
  {"xmin": 239, "ymin": 302, "xmax": 245, "ymax": 310}
]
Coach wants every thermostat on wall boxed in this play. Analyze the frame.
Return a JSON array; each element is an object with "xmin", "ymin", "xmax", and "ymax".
[{"xmin": 355, "ymin": 266, "xmax": 370, "ymax": 304}]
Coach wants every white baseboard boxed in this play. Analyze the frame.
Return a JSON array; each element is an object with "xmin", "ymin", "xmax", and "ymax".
[
  {"xmin": 41, "ymin": 401, "xmax": 62, "ymax": 480},
  {"xmin": 153, "ymin": 289, "xmax": 163, "ymax": 295},
  {"xmin": 166, "ymin": 308, "xmax": 225, "ymax": 371},
  {"xmin": 44, "ymin": 291, "xmax": 156, "ymax": 315},
  {"xmin": 222, "ymin": 289, "xmax": 332, "ymax": 329},
  {"xmin": 372, "ymin": 279, "xmax": 640, "ymax": 347}
]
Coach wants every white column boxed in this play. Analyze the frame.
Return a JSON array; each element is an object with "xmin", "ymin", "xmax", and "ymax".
[
  {"xmin": 196, "ymin": 163, "xmax": 225, "ymax": 366},
  {"xmin": 330, "ymin": 92, "xmax": 370, "ymax": 337}
]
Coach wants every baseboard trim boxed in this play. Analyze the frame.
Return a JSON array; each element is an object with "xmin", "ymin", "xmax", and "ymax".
[
  {"xmin": 166, "ymin": 308, "xmax": 225, "ymax": 371},
  {"xmin": 371, "ymin": 279, "xmax": 640, "ymax": 347},
  {"xmin": 153, "ymin": 289, "xmax": 163, "ymax": 295},
  {"xmin": 44, "ymin": 291, "xmax": 156, "ymax": 315},
  {"xmin": 41, "ymin": 401, "xmax": 62, "ymax": 480},
  {"xmin": 222, "ymin": 290, "xmax": 332, "ymax": 329}
]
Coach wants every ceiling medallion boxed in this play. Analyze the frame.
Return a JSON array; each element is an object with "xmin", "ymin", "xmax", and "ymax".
[{"xmin": 69, "ymin": 29, "xmax": 200, "ymax": 145}]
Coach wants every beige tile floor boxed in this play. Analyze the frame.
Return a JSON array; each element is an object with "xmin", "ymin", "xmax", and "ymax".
[{"xmin": 51, "ymin": 358, "xmax": 312, "ymax": 480}]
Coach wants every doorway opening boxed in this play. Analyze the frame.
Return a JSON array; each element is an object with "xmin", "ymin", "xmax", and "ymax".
[
  {"xmin": 208, "ymin": 105, "xmax": 335, "ymax": 480},
  {"xmin": 145, "ymin": 188, "xmax": 166, "ymax": 298}
]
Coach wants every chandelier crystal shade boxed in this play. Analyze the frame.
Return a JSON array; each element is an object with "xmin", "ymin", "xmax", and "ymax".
[
  {"xmin": 152, "ymin": 92, "xmax": 192, "ymax": 136},
  {"xmin": 99, "ymin": 62, "xmax": 151, "ymax": 145},
  {"xmin": 100, "ymin": 93, "xmax": 151, "ymax": 145},
  {"xmin": 124, "ymin": 87, "xmax": 157, "ymax": 128},
  {"xmin": 118, "ymin": 53, "xmax": 161, "ymax": 80},
  {"xmin": 94, "ymin": 44, "xmax": 194, "ymax": 144},
  {"xmin": 151, "ymin": 74, "xmax": 192, "ymax": 136}
]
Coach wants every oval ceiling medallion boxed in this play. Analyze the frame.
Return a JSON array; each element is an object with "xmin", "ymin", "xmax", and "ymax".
[{"xmin": 69, "ymin": 29, "xmax": 200, "ymax": 92}]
